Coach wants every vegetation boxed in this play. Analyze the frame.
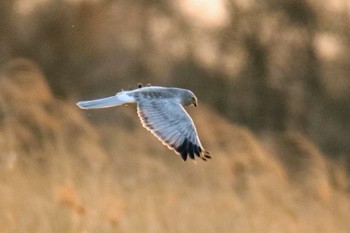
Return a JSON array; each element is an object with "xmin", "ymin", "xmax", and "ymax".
[{"xmin": 0, "ymin": 1, "xmax": 349, "ymax": 232}]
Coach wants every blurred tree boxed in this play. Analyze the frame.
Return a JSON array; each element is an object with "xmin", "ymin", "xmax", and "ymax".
[
  {"xmin": 0, "ymin": 1, "xmax": 15, "ymax": 61},
  {"xmin": 0, "ymin": 0, "xmax": 349, "ymax": 158}
]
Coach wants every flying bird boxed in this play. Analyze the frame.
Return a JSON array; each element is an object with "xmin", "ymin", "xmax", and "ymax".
[{"xmin": 76, "ymin": 84, "xmax": 211, "ymax": 161}]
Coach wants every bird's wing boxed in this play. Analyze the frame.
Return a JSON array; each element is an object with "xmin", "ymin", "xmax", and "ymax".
[{"xmin": 136, "ymin": 99, "xmax": 210, "ymax": 161}]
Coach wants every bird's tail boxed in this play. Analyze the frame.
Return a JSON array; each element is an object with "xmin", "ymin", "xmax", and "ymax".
[{"xmin": 76, "ymin": 93, "xmax": 134, "ymax": 109}]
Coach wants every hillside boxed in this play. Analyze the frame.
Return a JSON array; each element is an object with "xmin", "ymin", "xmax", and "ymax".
[
  {"xmin": 0, "ymin": 58, "xmax": 349, "ymax": 233},
  {"xmin": 1, "ymin": 0, "xmax": 350, "ymax": 157}
]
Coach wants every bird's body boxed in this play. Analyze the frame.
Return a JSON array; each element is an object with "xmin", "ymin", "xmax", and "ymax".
[{"xmin": 77, "ymin": 85, "xmax": 211, "ymax": 161}]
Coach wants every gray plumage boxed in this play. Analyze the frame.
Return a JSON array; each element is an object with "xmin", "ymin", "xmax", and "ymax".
[{"xmin": 77, "ymin": 85, "xmax": 211, "ymax": 161}]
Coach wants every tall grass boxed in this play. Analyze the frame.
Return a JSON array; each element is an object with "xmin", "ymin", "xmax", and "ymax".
[{"xmin": 0, "ymin": 58, "xmax": 349, "ymax": 233}]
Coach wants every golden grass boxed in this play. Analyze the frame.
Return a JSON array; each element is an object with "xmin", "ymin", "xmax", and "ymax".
[{"xmin": 0, "ymin": 58, "xmax": 349, "ymax": 233}]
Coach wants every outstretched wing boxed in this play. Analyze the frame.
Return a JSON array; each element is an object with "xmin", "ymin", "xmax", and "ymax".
[{"xmin": 136, "ymin": 99, "xmax": 211, "ymax": 161}]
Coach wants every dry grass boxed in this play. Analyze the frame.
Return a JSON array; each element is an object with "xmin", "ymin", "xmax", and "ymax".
[{"xmin": 0, "ymin": 58, "xmax": 349, "ymax": 233}]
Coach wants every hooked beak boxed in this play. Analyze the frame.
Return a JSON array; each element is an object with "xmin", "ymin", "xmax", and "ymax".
[{"xmin": 194, "ymin": 102, "xmax": 197, "ymax": 107}]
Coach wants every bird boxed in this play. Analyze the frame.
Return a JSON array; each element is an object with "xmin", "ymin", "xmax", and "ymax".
[{"xmin": 76, "ymin": 84, "xmax": 211, "ymax": 161}]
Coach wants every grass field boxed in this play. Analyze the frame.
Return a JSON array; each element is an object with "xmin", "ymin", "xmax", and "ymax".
[{"xmin": 0, "ymin": 59, "xmax": 349, "ymax": 233}]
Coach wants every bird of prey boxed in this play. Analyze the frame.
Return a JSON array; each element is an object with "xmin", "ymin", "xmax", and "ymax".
[{"xmin": 76, "ymin": 84, "xmax": 211, "ymax": 161}]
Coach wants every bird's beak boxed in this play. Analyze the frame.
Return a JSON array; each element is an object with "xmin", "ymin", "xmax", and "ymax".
[{"xmin": 194, "ymin": 102, "xmax": 197, "ymax": 107}]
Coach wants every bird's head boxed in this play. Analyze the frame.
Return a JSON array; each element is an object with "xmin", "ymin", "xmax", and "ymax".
[{"xmin": 182, "ymin": 90, "xmax": 198, "ymax": 107}]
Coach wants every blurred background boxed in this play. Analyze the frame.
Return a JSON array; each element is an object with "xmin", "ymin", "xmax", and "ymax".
[{"xmin": 0, "ymin": 0, "xmax": 350, "ymax": 232}]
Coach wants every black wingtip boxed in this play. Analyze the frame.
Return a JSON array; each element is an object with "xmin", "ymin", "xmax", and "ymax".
[
  {"xmin": 188, "ymin": 143, "xmax": 195, "ymax": 159},
  {"xmin": 175, "ymin": 138, "xmax": 211, "ymax": 162},
  {"xmin": 179, "ymin": 139, "xmax": 189, "ymax": 161},
  {"xmin": 204, "ymin": 151, "xmax": 211, "ymax": 159},
  {"xmin": 181, "ymin": 152, "xmax": 187, "ymax": 161}
]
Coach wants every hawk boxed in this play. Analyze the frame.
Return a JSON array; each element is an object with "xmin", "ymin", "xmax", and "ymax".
[{"xmin": 76, "ymin": 84, "xmax": 211, "ymax": 161}]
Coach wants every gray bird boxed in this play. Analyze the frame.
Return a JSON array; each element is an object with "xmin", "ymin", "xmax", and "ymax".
[{"xmin": 76, "ymin": 85, "xmax": 211, "ymax": 161}]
